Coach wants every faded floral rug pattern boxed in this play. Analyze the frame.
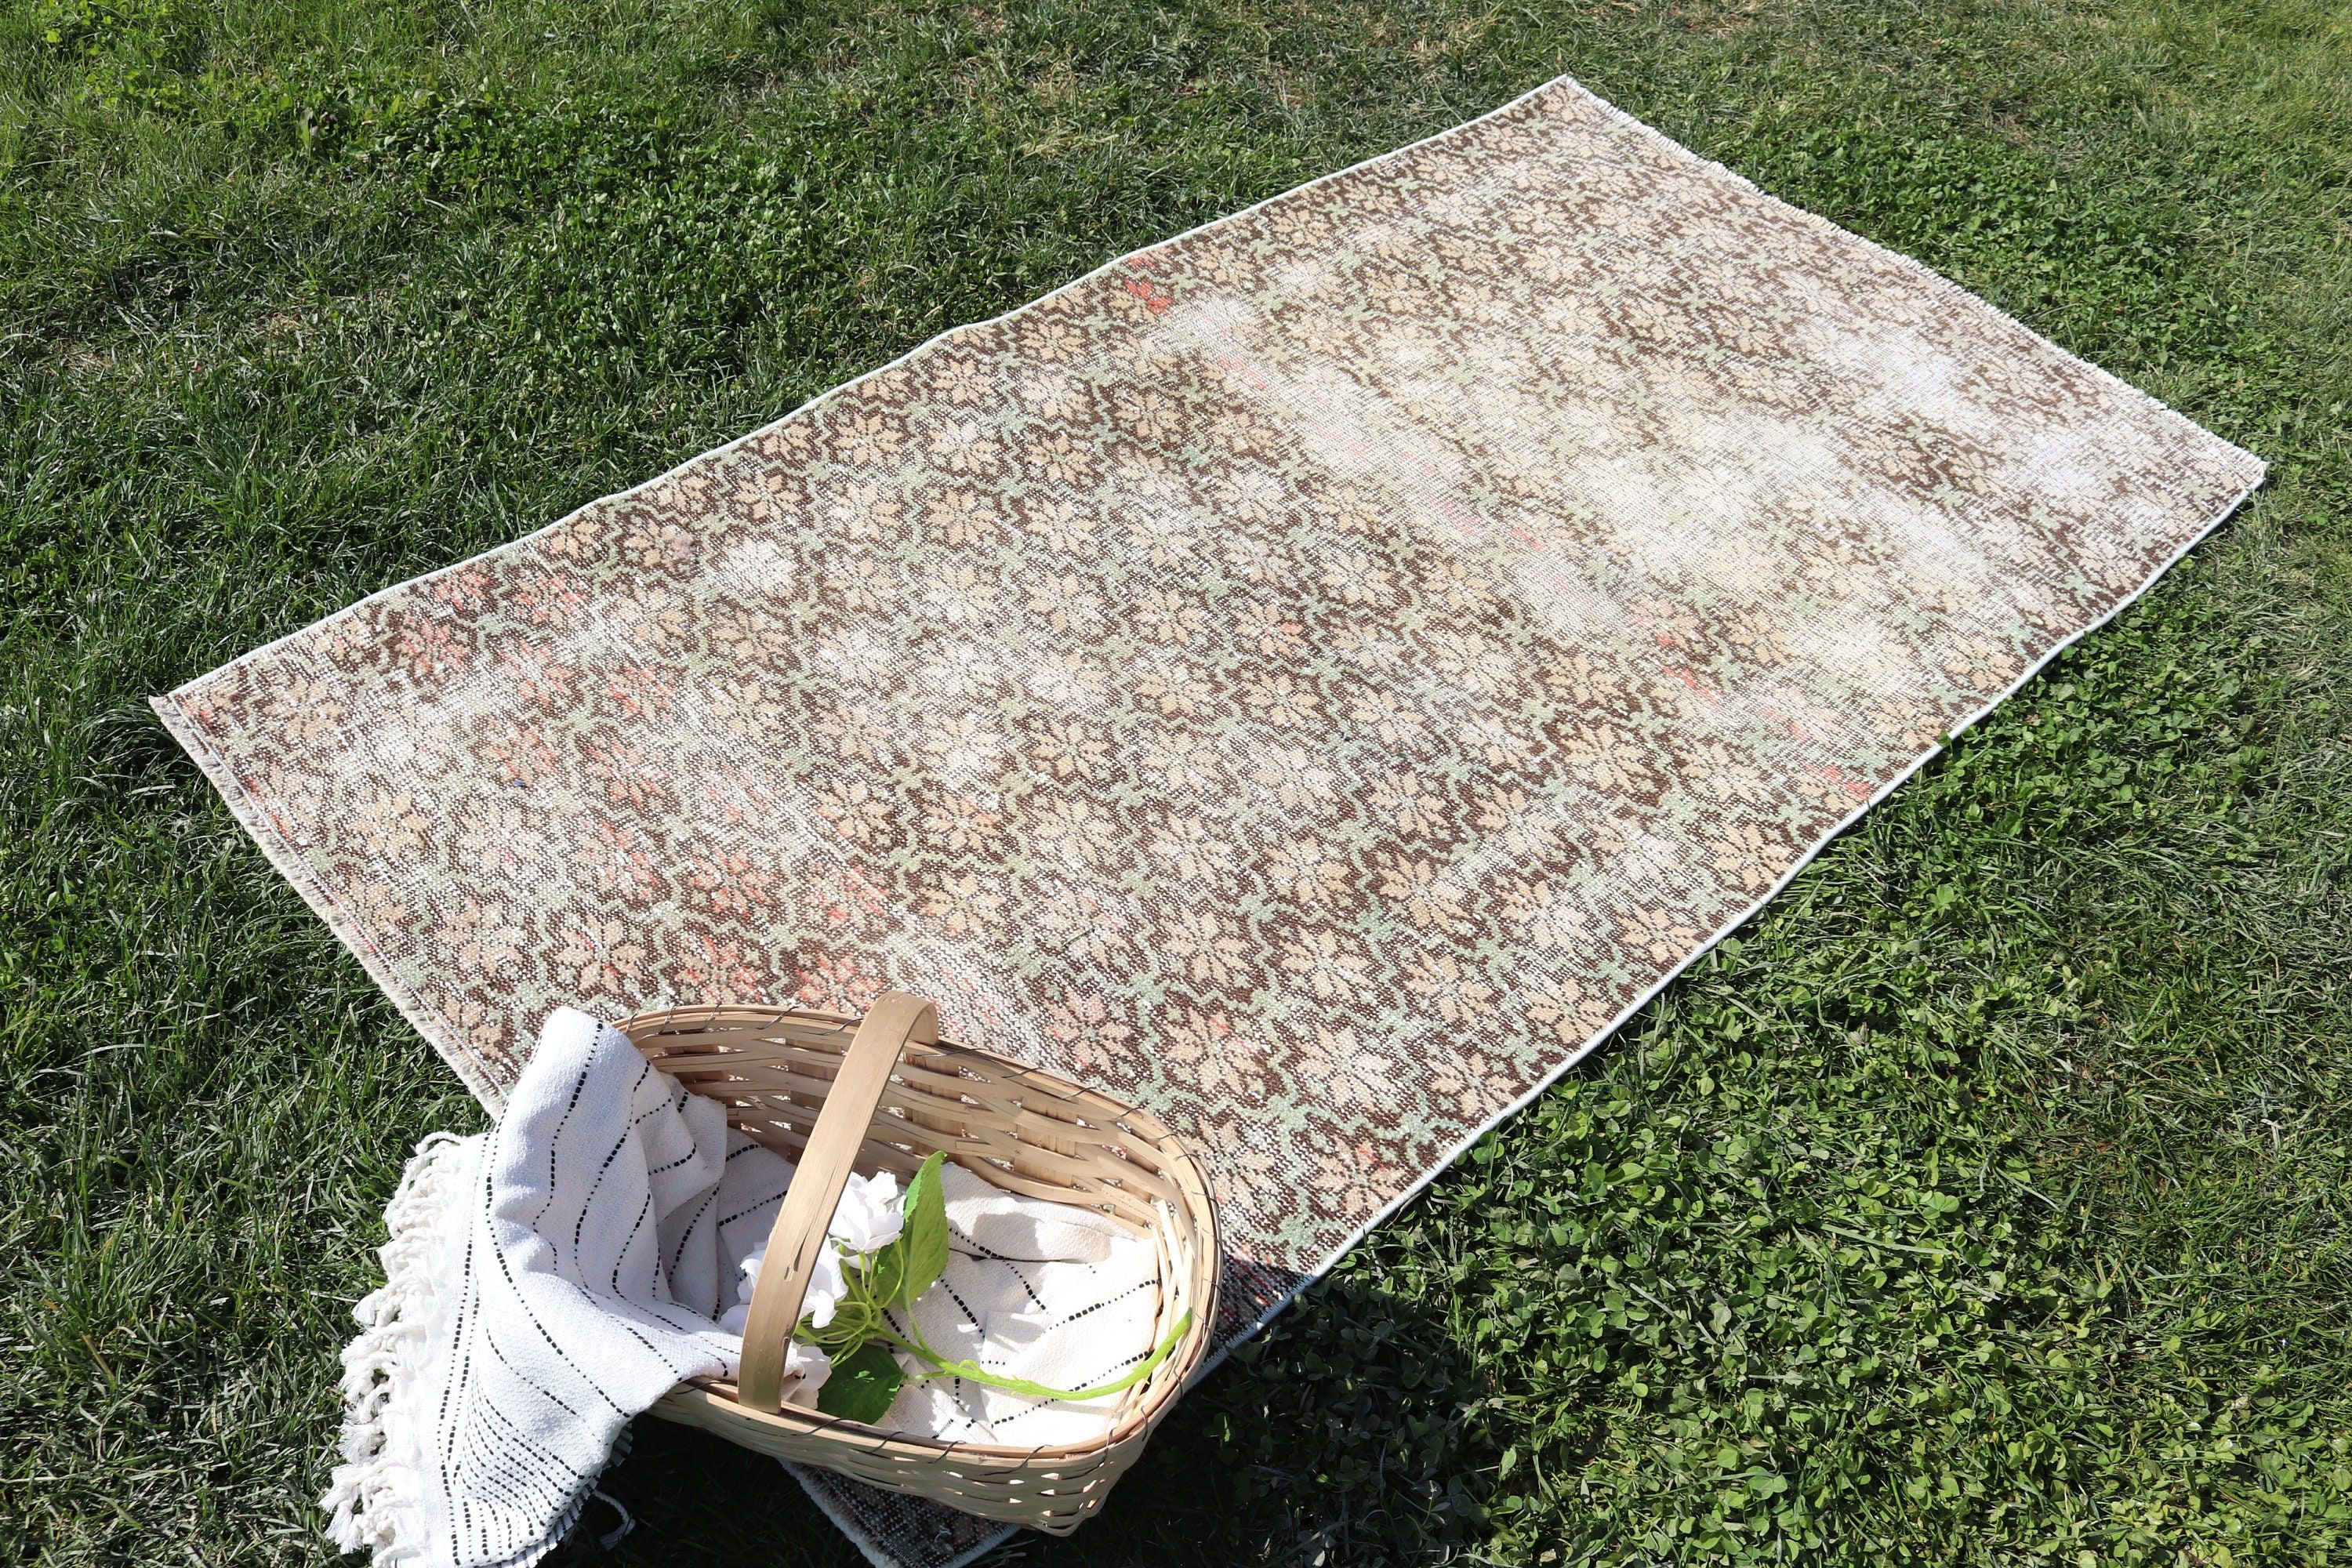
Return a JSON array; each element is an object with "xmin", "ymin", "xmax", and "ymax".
[{"xmin": 158, "ymin": 75, "xmax": 2259, "ymax": 1568}]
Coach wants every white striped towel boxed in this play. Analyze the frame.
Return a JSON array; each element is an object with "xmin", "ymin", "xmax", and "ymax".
[{"xmin": 322, "ymin": 1008, "xmax": 1160, "ymax": 1568}]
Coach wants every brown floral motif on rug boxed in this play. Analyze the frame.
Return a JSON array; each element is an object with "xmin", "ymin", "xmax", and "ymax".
[{"xmin": 159, "ymin": 74, "xmax": 2259, "ymax": 1567}]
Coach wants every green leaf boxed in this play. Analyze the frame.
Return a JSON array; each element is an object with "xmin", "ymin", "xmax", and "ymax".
[
  {"xmin": 815, "ymin": 1341, "xmax": 905, "ymax": 1425},
  {"xmin": 897, "ymin": 1151, "xmax": 949, "ymax": 1310}
]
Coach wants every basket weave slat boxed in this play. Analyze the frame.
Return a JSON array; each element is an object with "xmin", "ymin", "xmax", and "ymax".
[
  {"xmin": 677, "ymin": 1096, "xmax": 1185, "ymax": 1229},
  {"xmin": 614, "ymin": 994, "xmax": 1221, "ymax": 1534}
]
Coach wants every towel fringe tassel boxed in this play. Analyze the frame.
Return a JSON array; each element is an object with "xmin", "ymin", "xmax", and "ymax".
[{"xmin": 321, "ymin": 1131, "xmax": 473, "ymax": 1563}]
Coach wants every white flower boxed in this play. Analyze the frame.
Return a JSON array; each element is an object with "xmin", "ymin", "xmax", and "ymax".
[
  {"xmin": 826, "ymin": 1170, "xmax": 904, "ymax": 1257},
  {"xmin": 716, "ymin": 1166, "xmax": 904, "ymax": 1391},
  {"xmin": 720, "ymin": 1241, "xmax": 842, "ymax": 1410},
  {"xmin": 781, "ymin": 1338, "xmax": 833, "ymax": 1405},
  {"xmin": 732, "ymin": 1235, "xmax": 848, "ymax": 1330},
  {"xmin": 717, "ymin": 1289, "xmax": 834, "ymax": 1406},
  {"xmin": 804, "ymin": 1243, "xmax": 848, "ymax": 1328}
]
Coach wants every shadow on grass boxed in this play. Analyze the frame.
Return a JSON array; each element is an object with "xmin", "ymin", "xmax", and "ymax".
[{"xmin": 585, "ymin": 1262, "xmax": 1502, "ymax": 1568}]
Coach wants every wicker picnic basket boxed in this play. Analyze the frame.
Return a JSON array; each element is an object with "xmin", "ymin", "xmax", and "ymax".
[{"xmin": 612, "ymin": 992, "xmax": 1221, "ymax": 1534}]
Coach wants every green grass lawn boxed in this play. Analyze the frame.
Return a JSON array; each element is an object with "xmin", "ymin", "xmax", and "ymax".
[{"xmin": 5, "ymin": 0, "xmax": 2350, "ymax": 1563}]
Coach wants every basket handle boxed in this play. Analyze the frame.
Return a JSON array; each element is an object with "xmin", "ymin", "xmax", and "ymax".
[{"xmin": 735, "ymin": 991, "xmax": 939, "ymax": 1414}]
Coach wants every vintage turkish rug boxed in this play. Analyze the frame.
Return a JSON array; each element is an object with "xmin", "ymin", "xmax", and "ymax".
[{"xmin": 157, "ymin": 74, "xmax": 2259, "ymax": 1568}]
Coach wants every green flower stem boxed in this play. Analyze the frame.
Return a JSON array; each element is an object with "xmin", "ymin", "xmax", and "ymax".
[
  {"xmin": 804, "ymin": 1257, "xmax": 1194, "ymax": 1403},
  {"xmin": 874, "ymin": 1310, "xmax": 1195, "ymax": 1403},
  {"xmin": 795, "ymin": 1154, "xmax": 1189, "ymax": 1410}
]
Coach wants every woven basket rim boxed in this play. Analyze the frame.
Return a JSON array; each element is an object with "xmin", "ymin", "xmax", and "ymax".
[{"xmin": 626, "ymin": 1003, "xmax": 1179, "ymax": 1138}]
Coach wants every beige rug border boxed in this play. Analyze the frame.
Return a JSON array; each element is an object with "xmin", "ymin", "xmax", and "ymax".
[{"xmin": 151, "ymin": 69, "xmax": 2265, "ymax": 1568}]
